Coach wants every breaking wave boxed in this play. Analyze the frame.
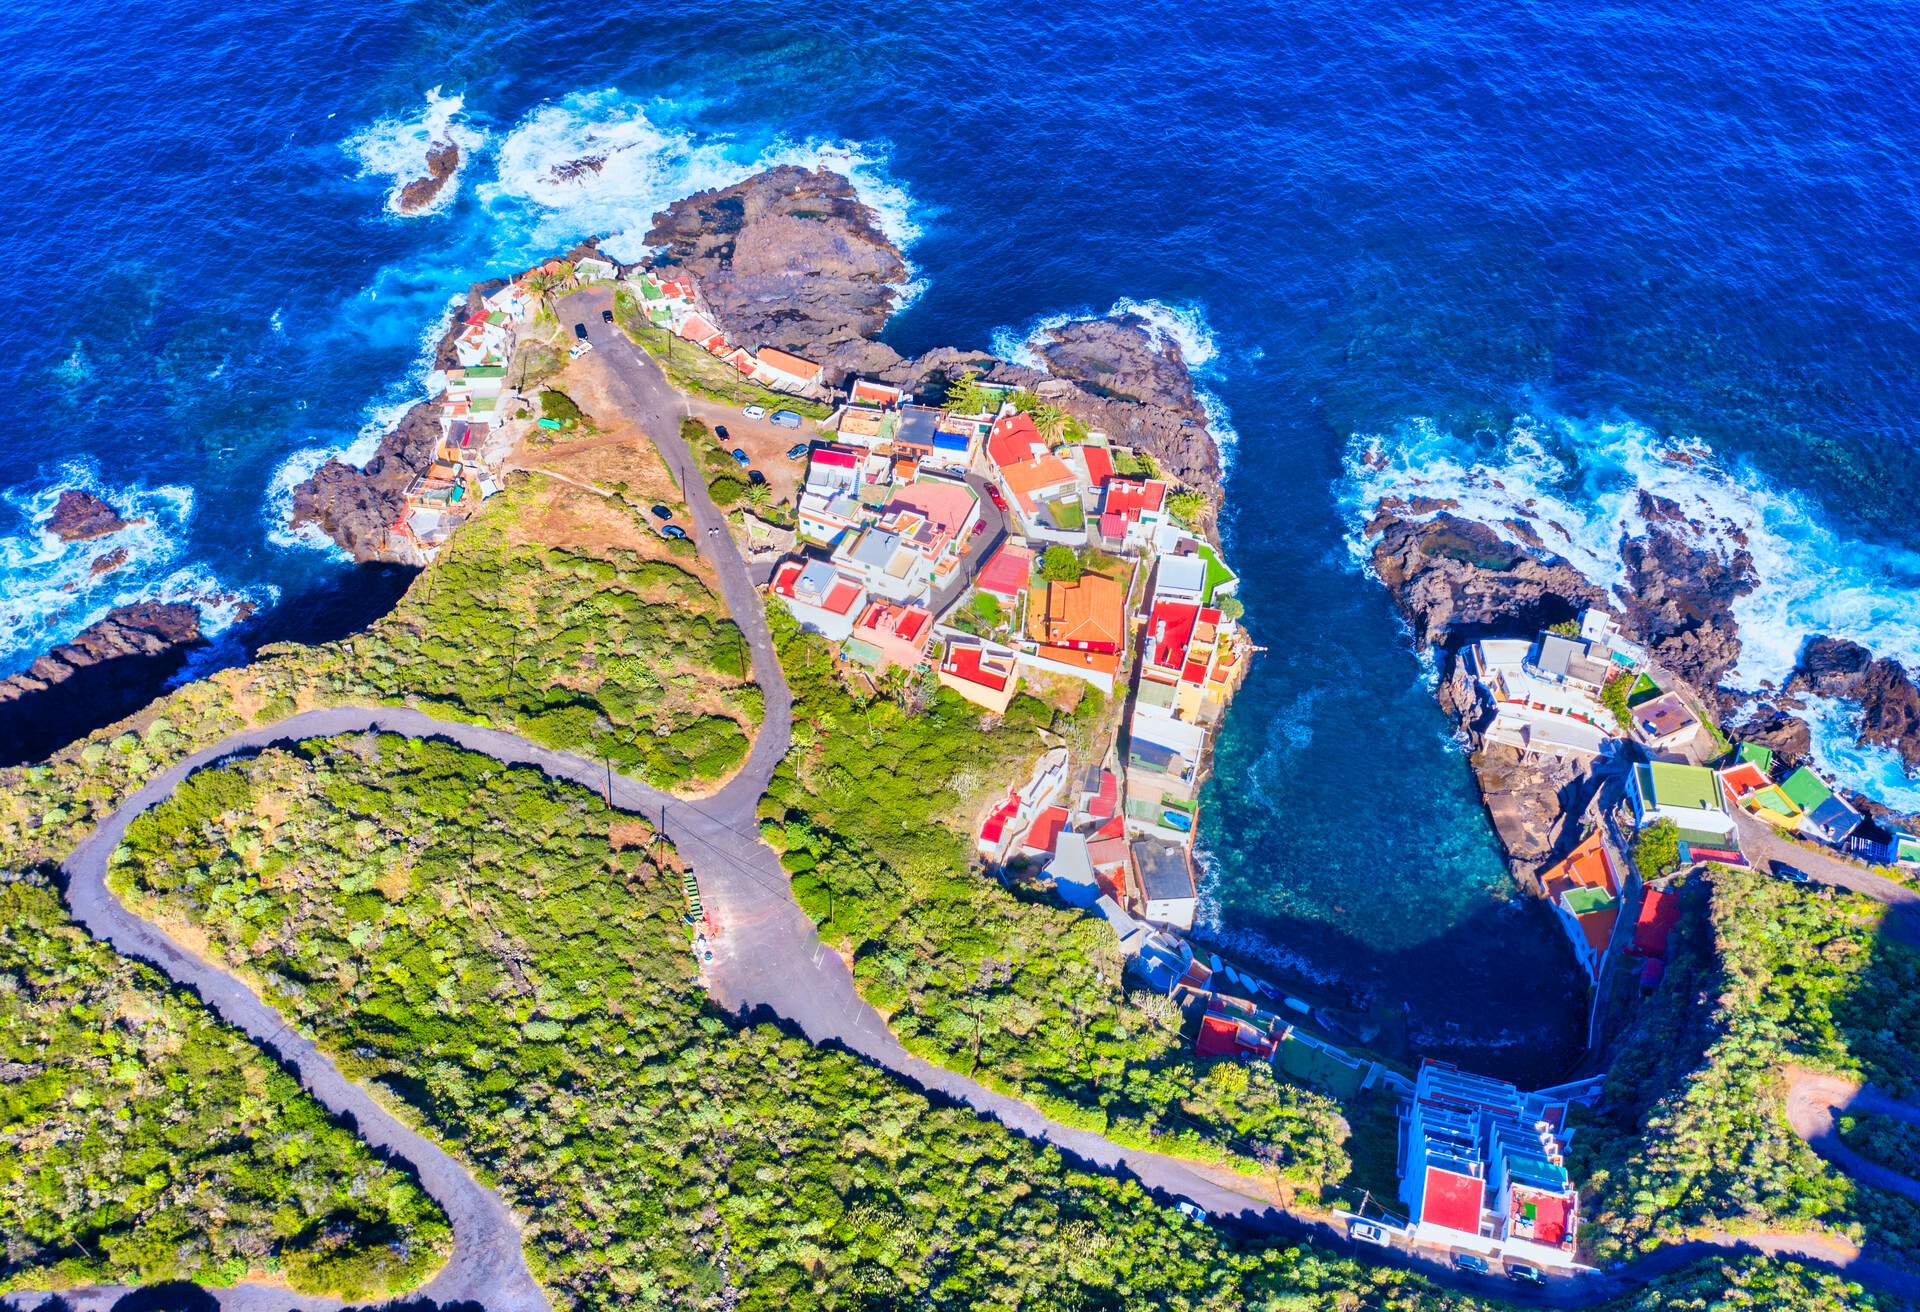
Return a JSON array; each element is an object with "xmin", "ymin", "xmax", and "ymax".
[
  {"xmin": 990, "ymin": 297, "xmax": 1240, "ymax": 465},
  {"xmin": 265, "ymin": 294, "xmax": 461, "ymax": 554},
  {"xmin": 1338, "ymin": 411, "xmax": 1920, "ymax": 693},
  {"xmin": 0, "ymin": 465, "xmax": 270, "ymax": 678},
  {"xmin": 343, "ymin": 86, "xmax": 487, "ymax": 216},
  {"xmin": 477, "ymin": 88, "xmax": 924, "ymax": 282},
  {"xmin": 1804, "ymin": 695, "xmax": 1920, "ymax": 813}
]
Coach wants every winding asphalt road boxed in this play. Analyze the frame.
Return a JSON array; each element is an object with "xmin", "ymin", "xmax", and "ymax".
[{"xmin": 15, "ymin": 308, "xmax": 1920, "ymax": 1310}]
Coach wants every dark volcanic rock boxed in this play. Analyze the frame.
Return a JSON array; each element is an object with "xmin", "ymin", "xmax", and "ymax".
[
  {"xmin": 1368, "ymin": 513, "xmax": 1604, "ymax": 651},
  {"xmin": 45, "ymin": 489, "xmax": 134, "ymax": 542},
  {"xmin": 549, "ymin": 156, "xmax": 605, "ymax": 183},
  {"xmin": 1734, "ymin": 705, "xmax": 1814, "ymax": 764},
  {"xmin": 1618, "ymin": 491, "xmax": 1754, "ymax": 706},
  {"xmin": 1787, "ymin": 636, "xmax": 1920, "ymax": 774},
  {"xmin": 395, "ymin": 140, "xmax": 461, "ymax": 215},
  {"xmin": 647, "ymin": 165, "xmax": 908, "ymax": 365},
  {"xmin": 0, "ymin": 603, "xmax": 203, "ymax": 767},
  {"xmin": 89, "ymin": 546, "xmax": 129, "ymax": 577},
  {"xmin": 1367, "ymin": 511, "xmax": 1608, "ymax": 871},
  {"xmin": 1029, "ymin": 315, "xmax": 1206, "ymax": 421},
  {"xmin": 288, "ymin": 281, "xmax": 494, "ymax": 561}
]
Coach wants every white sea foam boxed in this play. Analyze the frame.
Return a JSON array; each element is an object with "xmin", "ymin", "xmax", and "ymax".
[
  {"xmin": 1803, "ymin": 695, "xmax": 1920, "ymax": 812},
  {"xmin": 0, "ymin": 465, "xmax": 270, "ymax": 678},
  {"xmin": 344, "ymin": 86, "xmax": 487, "ymax": 217},
  {"xmin": 992, "ymin": 297, "xmax": 1239, "ymax": 464},
  {"xmin": 1338, "ymin": 411, "xmax": 1920, "ymax": 695},
  {"xmin": 264, "ymin": 294, "xmax": 460, "ymax": 555},
  {"xmin": 478, "ymin": 89, "xmax": 925, "ymax": 289}
]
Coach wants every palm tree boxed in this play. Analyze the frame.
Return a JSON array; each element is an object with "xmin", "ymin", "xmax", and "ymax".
[
  {"xmin": 744, "ymin": 480, "xmax": 772, "ymax": 509},
  {"xmin": 1027, "ymin": 403, "xmax": 1068, "ymax": 445},
  {"xmin": 522, "ymin": 270, "xmax": 564, "ymax": 328}
]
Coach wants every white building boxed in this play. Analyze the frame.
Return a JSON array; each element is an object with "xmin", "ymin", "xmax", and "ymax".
[
  {"xmin": 1629, "ymin": 761, "xmax": 1735, "ymax": 838},
  {"xmin": 1464, "ymin": 638, "xmax": 1618, "ymax": 760}
]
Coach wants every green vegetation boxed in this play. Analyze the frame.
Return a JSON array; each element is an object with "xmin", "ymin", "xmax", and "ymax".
[
  {"xmin": 0, "ymin": 878, "xmax": 447, "ymax": 1298},
  {"xmin": 1040, "ymin": 545, "xmax": 1082, "ymax": 582},
  {"xmin": 1576, "ymin": 868, "xmax": 1920, "ymax": 1264},
  {"xmin": 1166, "ymin": 489, "xmax": 1207, "ymax": 526},
  {"xmin": 1219, "ymin": 595, "xmax": 1245, "ymax": 622},
  {"xmin": 1631, "ymin": 818, "xmax": 1681, "ymax": 882},
  {"xmin": 1113, "ymin": 449, "xmax": 1159, "ymax": 479},
  {"xmin": 940, "ymin": 369, "xmax": 1001, "ymax": 417},
  {"xmin": 763, "ymin": 614, "xmax": 1351, "ymax": 1189},
  {"xmin": 615, "ymin": 302, "xmax": 829, "ymax": 418},
  {"xmin": 1839, "ymin": 1113, "xmax": 1920, "ymax": 1180},
  {"xmin": 1547, "ymin": 617, "xmax": 1583, "ymax": 637},
  {"xmin": 538, "ymin": 388, "xmax": 587, "ymax": 427},
  {"xmin": 1048, "ymin": 496, "xmax": 1085, "ymax": 530},
  {"xmin": 1602, "ymin": 671, "xmax": 1636, "ymax": 731}
]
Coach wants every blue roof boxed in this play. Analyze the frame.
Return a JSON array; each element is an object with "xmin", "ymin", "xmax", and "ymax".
[
  {"xmin": 932, "ymin": 430, "xmax": 970, "ymax": 451},
  {"xmin": 1808, "ymin": 794, "xmax": 1864, "ymax": 840}
]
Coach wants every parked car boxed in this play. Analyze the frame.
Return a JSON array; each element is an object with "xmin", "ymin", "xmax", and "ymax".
[
  {"xmin": 972, "ymin": 520, "xmax": 987, "ymax": 536},
  {"xmin": 743, "ymin": 404, "xmax": 768, "ymax": 419},
  {"xmin": 731, "ymin": 448, "xmax": 750, "ymax": 465},
  {"xmin": 1771, "ymin": 861, "xmax": 1813, "ymax": 885},
  {"xmin": 1505, "ymin": 1263, "xmax": 1545, "ymax": 1286},
  {"xmin": 567, "ymin": 340, "xmax": 594, "ymax": 359},
  {"xmin": 769, "ymin": 409, "xmax": 803, "ymax": 428},
  {"xmin": 1347, "ymin": 1220, "xmax": 1392, "ymax": 1248},
  {"xmin": 1450, "ymin": 1252, "xmax": 1491, "ymax": 1275},
  {"xmin": 786, "ymin": 443, "xmax": 811, "ymax": 460},
  {"xmin": 985, "ymin": 484, "xmax": 1007, "ymax": 511},
  {"xmin": 649, "ymin": 504, "xmax": 673, "ymax": 521},
  {"xmin": 661, "ymin": 524, "xmax": 688, "ymax": 541},
  {"xmin": 573, "ymin": 322, "xmax": 589, "ymax": 341},
  {"xmin": 748, "ymin": 470, "xmax": 767, "ymax": 487},
  {"xmin": 600, "ymin": 308, "xmax": 613, "ymax": 324},
  {"xmin": 714, "ymin": 424, "xmax": 730, "ymax": 441},
  {"xmin": 1172, "ymin": 1200, "xmax": 1208, "ymax": 1224}
]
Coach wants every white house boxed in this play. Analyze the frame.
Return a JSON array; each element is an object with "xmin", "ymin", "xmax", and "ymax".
[
  {"xmin": 1465, "ymin": 638, "xmax": 1618, "ymax": 760},
  {"xmin": 769, "ymin": 558, "xmax": 868, "ymax": 642},
  {"xmin": 572, "ymin": 255, "xmax": 617, "ymax": 283}
]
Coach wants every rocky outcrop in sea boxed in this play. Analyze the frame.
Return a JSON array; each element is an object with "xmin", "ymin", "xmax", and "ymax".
[
  {"xmin": 45, "ymin": 488, "xmax": 138, "ymax": 542},
  {"xmin": 395, "ymin": 140, "xmax": 460, "ymax": 215}
]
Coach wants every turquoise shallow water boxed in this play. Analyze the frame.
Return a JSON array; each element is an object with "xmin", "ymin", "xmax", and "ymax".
[{"xmin": 4, "ymin": 1, "xmax": 1918, "ymax": 1079}]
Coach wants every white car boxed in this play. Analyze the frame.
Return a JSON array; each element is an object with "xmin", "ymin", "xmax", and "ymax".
[
  {"xmin": 568, "ymin": 340, "xmax": 595, "ymax": 360},
  {"xmin": 743, "ymin": 404, "xmax": 767, "ymax": 419},
  {"xmin": 1347, "ymin": 1220, "xmax": 1393, "ymax": 1248},
  {"xmin": 1173, "ymin": 1200, "xmax": 1208, "ymax": 1224}
]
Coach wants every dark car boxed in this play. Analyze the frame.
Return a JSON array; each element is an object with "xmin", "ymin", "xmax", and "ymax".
[
  {"xmin": 573, "ymin": 322, "xmax": 588, "ymax": 341},
  {"xmin": 600, "ymin": 308, "xmax": 613, "ymax": 324},
  {"xmin": 731, "ymin": 448, "xmax": 750, "ymax": 466},
  {"xmin": 1505, "ymin": 1263, "xmax": 1545, "ymax": 1286},
  {"xmin": 1771, "ymin": 860, "xmax": 1813, "ymax": 885},
  {"xmin": 748, "ymin": 470, "xmax": 767, "ymax": 487},
  {"xmin": 985, "ymin": 485, "xmax": 1008, "ymax": 511},
  {"xmin": 786, "ymin": 443, "xmax": 810, "ymax": 460},
  {"xmin": 661, "ymin": 524, "xmax": 688, "ymax": 541},
  {"xmin": 715, "ymin": 425, "xmax": 730, "ymax": 440},
  {"xmin": 650, "ymin": 504, "xmax": 673, "ymax": 521},
  {"xmin": 1450, "ymin": 1252, "xmax": 1491, "ymax": 1276}
]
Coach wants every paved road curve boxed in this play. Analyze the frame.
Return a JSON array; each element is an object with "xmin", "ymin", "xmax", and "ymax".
[{"xmin": 15, "ymin": 311, "xmax": 1920, "ymax": 1310}]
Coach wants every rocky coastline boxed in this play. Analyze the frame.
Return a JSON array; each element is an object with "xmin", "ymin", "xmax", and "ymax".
[
  {"xmin": 395, "ymin": 140, "xmax": 461, "ymax": 215},
  {"xmin": 0, "ymin": 602, "xmax": 204, "ymax": 768},
  {"xmin": 1362, "ymin": 502, "xmax": 1920, "ymax": 861}
]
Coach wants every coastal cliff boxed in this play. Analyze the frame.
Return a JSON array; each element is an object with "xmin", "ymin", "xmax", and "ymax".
[
  {"xmin": 287, "ymin": 280, "xmax": 496, "ymax": 562},
  {"xmin": 0, "ymin": 602, "xmax": 203, "ymax": 767}
]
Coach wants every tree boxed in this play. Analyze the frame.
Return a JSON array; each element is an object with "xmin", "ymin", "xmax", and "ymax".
[
  {"xmin": 522, "ymin": 269, "xmax": 566, "ymax": 326},
  {"xmin": 744, "ymin": 480, "xmax": 772, "ymax": 509},
  {"xmin": 942, "ymin": 371, "xmax": 998, "ymax": 416},
  {"xmin": 1041, "ymin": 546, "xmax": 1082, "ymax": 582},
  {"xmin": 1218, "ymin": 596, "xmax": 1244, "ymax": 622},
  {"xmin": 1166, "ymin": 490, "xmax": 1207, "ymax": 526}
]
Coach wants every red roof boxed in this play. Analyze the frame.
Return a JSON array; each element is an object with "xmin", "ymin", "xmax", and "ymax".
[
  {"xmin": 1195, "ymin": 1013, "xmax": 1277, "ymax": 1061},
  {"xmin": 1099, "ymin": 511, "xmax": 1127, "ymax": 540},
  {"xmin": 1632, "ymin": 888, "xmax": 1682, "ymax": 959},
  {"xmin": 1086, "ymin": 835, "xmax": 1127, "ymax": 869},
  {"xmin": 942, "ymin": 643, "xmax": 1012, "ymax": 692},
  {"xmin": 1420, "ymin": 1165, "xmax": 1485, "ymax": 1235},
  {"xmin": 1082, "ymin": 445, "xmax": 1115, "ymax": 489},
  {"xmin": 980, "ymin": 794, "xmax": 1019, "ymax": 846},
  {"xmin": 1148, "ymin": 601, "xmax": 1201, "ymax": 669},
  {"xmin": 1511, "ymin": 1186, "xmax": 1573, "ymax": 1247},
  {"xmin": 975, "ymin": 542, "xmax": 1034, "ymax": 599},
  {"xmin": 1022, "ymin": 806, "xmax": 1069, "ymax": 856},
  {"xmin": 986, "ymin": 413, "xmax": 1045, "ymax": 467},
  {"xmin": 1103, "ymin": 479, "xmax": 1166, "ymax": 522},
  {"xmin": 1092, "ymin": 815, "xmax": 1125, "ymax": 843},
  {"xmin": 1089, "ymin": 769, "xmax": 1118, "ymax": 819},
  {"xmin": 812, "ymin": 445, "xmax": 859, "ymax": 468}
]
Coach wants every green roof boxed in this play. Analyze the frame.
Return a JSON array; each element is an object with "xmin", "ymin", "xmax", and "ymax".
[
  {"xmin": 1674, "ymin": 826, "xmax": 1736, "ymax": 849},
  {"xmin": 464, "ymin": 365, "xmax": 508, "ymax": 378},
  {"xmin": 1628, "ymin": 673, "xmax": 1661, "ymax": 706},
  {"xmin": 1779, "ymin": 766, "xmax": 1834, "ymax": 812},
  {"xmin": 1049, "ymin": 498, "xmax": 1085, "ymax": 530},
  {"xmin": 1738, "ymin": 741, "xmax": 1775, "ymax": 771},
  {"xmin": 1276, "ymin": 1033, "xmax": 1368, "ymax": 1098},
  {"xmin": 638, "ymin": 280, "xmax": 663, "ymax": 299},
  {"xmin": 1197, "ymin": 543, "xmax": 1237, "ymax": 602},
  {"xmin": 1648, "ymin": 761, "xmax": 1721, "ymax": 812},
  {"xmin": 1746, "ymin": 785, "xmax": 1794, "ymax": 815},
  {"xmin": 1562, "ymin": 886, "xmax": 1617, "ymax": 916}
]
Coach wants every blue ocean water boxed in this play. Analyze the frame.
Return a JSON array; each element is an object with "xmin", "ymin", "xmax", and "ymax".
[{"xmin": 5, "ymin": 0, "xmax": 1919, "ymax": 1078}]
